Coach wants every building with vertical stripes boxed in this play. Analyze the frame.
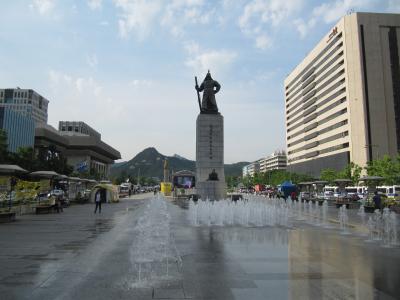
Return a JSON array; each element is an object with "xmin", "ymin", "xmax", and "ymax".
[
  {"xmin": 284, "ymin": 12, "xmax": 400, "ymax": 177},
  {"xmin": 0, "ymin": 107, "xmax": 35, "ymax": 152},
  {"xmin": 0, "ymin": 88, "xmax": 49, "ymax": 126}
]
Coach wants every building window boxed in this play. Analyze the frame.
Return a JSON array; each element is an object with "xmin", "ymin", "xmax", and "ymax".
[{"xmin": 68, "ymin": 126, "xmax": 72, "ymax": 131}]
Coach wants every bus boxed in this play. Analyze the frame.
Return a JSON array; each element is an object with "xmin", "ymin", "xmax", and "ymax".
[
  {"xmin": 376, "ymin": 185, "xmax": 400, "ymax": 199},
  {"xmin": 345, "ymin": 186, "xmax": 367, "ymax": 198},
  {"xmin": 323, "ymin": 186, "xmax": 339, "ymax": 199},
  {"xmin": 119, "ymin": 183, "xmax": 131, "ymax": 197}
]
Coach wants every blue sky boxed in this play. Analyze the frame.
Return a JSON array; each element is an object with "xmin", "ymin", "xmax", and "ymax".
[{"xmin": 1, "ymin": 0, "xmax": 399, "ymax": 163}]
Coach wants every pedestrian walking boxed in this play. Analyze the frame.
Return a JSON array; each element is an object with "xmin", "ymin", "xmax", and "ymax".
[
  {"xmin": 55, "ymin": 196, "xmax": 63, "ymax": 213},
  {"xmin": 94, "ymin": 190, "xmax": 102, "ymax": 214},
  {"xmin": 373, "ymin": 191, "xmax": 382, "ymax": 211}
]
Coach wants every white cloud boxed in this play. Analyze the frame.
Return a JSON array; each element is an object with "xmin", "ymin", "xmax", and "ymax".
[
  {"xmin": 49, "ymin": 70, "xmax": 102, "ymax": 97},
  {"xmin": 47, "ymin": 70, "xmax": 126, "ymax": 128},
  {"xmin": 100, "ymin": 21, "xmax": 109, "ymax": 26},
  {"xmin": 293, "ymin": 0, "xmax": 383, "ymax": 37},
  {"xmin": 130, "ymin": 79, "xmax": 153, "ymax": 87},
  {"xmin": 75, "ymin": 77, "xmax": 102, "ymax": 96},
  {"xmin": 312, "ymin": 0, "xmax": 368, "ymax": 24},
  {"xmin": 88, "ymin": 0, "xmax": 102, "ymax": 10},
  {"xmin": 30, "ymin": 0, "xmax": 55, "ymax": 15},
  {"xmin": 184, "ymin": 41, "xmax": 237, "ymax": 75},
  {"xmin": 46, "ymin": 69, "xmax": 200, "ymax": 161},
  {"xmin": 238, "ymin": 0, "xmax": 303, "ymax": 49},
  {"xmin": 255, "ymin": 35, "xmax": 271, "ymax": 50},
  {"xmin": 239, "ymin": 0, "xmax": 302, "ymax": 30},
  {"xmin": 161, "ymin": 0, "xmax": 214, "ymax": 36},
  {"xmin": 87, "ymin": 54, "xmax": 98, "ymax": 68},
  {"xmin": 293, "ymin": 18, "xmax": 317, "ymax": 39},
  {"xmin": 49, "ymin": 70, "xmax": 72, "ymax": 86},
  {"xmin": 184, "ymin": 40, "xmax": 200, "ymax": 54},
  {"xmin": 388, "ymin": 0, "xmax": 400, "ymax": 12},
  {"xmin": 113, "ymin": 0, "xmax": 163, "ymax": 39},
  {"xmin": 113, "ymin": 0, "xmax": 215, "ymax": 39}
]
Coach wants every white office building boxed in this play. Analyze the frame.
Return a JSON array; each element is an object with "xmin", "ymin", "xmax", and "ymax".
[
  {"xmin": 242, "ymin": 161, "xmax": 260, "ymax": 177},
  {"xmin": 284, "ymin": 13, "xmax": 400, "ymax": 176},
  {"xmin": 259, "ymin": 151, "xmax": 287, "ymax": 173}
]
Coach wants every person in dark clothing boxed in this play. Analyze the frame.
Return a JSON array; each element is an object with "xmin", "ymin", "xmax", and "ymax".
[
  {"xmin": 373, "ymin": 191, "xmax": 382, "ymax": 210},
  {"xmin": 55, "ymin": 196, "xmax": 63, "ymax": 213},
  {"xmin": 94, "ymin": 190, "xmax": 102, "ymax": 214}
]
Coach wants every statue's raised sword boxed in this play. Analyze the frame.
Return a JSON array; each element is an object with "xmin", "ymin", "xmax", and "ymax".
[{"xmin": 195, "ymin": 76, "xmax": 202, "ymax": 113}]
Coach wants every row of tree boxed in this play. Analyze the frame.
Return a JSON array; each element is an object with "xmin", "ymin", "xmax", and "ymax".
[
  {"xmin": 321, "ymin": 155, "xmax": 400, "ymax": 185},
  {"xmin": 0, "ymin": 129, "xmax": 103, "ymax": 180},
  {"xmin": 112, "ymin": 171, "xmax": 159, "ymax": 186},
  {"xmin": 229, "ymin": 169, "xmax": 314, "ymax": 189},
  {"xmin": 235, "ymin": 154, "xmax": 400, "ymax": 188},
  {"xmin": 1, "ymin": 130, "xmax": 73, "ymax": 175}
]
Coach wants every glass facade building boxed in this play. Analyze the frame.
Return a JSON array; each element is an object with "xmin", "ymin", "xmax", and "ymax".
[
  {"xmin": 0, "ymin": 107, "xmax": 35, "ymax": 153},
  {"xmin": 0, "ymin": 88, "xmax": 49, "ymax": 126}
]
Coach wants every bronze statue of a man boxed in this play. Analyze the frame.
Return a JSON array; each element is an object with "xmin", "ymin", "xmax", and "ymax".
[{"xmin": 195, "ymin": 71, "xmax": 221, "ymax": 113}]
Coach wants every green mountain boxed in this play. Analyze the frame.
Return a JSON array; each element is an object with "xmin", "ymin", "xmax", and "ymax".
[{"xmin": 110, "ymin": 147, "xmax": 248, "ymax": 180}]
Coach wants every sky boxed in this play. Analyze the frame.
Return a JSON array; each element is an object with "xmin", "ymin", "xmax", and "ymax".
[{"xmin": 0, "ymin": 0, "xmax": 399, "ymax": 163}]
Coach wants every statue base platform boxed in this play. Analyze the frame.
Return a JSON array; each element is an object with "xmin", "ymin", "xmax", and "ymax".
[
  {"xmin": 196, "ymin": 181, "xmax": 226, "ymax": 201},
  {"xmin": 196, "ymin": 113, "xmax": 226, "ymax": 200}
]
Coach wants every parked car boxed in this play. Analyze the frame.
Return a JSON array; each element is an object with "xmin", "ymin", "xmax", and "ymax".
[
  {"xmin": 50, "ymin": 189, "xmax": 69, "ymax": 206},
  {"xmin": 83, "ymin": 189, "xmax": 92, "ymax": 200},
  {"xmin": 50, "ymin": 189, "xmax": 64, "ymax": 198}
]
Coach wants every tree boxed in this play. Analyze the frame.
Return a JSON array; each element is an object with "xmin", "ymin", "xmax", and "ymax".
[
  {"xmin": 366, "ymin": 155, "xmax": 400, "ymax": 185},
  {"xmin": 290, "ymin": 172, "xmax": 313, "ymax": 184},
  {"xmin": 226, "ymin": 176, "xmax": 240, "ymax": 188},
  {"xmin": 241, "ymin": 175, "xmax": 253, "ymax": 188},
  {"xmin": 35, "ymin": 145, "xmax": 73, "ymax": 175},
  {"xmin": 320, "ymin": 168, "xmax": 338, "ymax": 185},
  {"xmin": 113, "ymin": 170, "xmax": 128, "ymax": 185},
  {"xmin": 240, "ymin": 169, "xmax": 313, "ymax": 189},
  {"xmin": 0, "ymin": 129, "xmax": 9, "ymax": 163},
  {"xmin": 347, "ymin": 162, "xmax": 362, "ymax": 184},
  {"xmin": 9, "ymin": 147, "xmax": 35, "ymax": 170},
  {"xmin": 253, "ymin": 172, "xmax": 264, "ymax": 185}
]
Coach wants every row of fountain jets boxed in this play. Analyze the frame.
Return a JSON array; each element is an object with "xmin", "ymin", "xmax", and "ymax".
[
  {"xmin": 128, "ymin": 195, "xmax": 398, "ymax": 286},
  {"xmin": 188, "ymin": 195, "xmax": 399, "ymax": 248},
  {"xmin": 129, "ymin": 195, "xmax": 182, "ymax": 286}
]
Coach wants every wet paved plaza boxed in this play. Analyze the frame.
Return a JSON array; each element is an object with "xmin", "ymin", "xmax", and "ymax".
[{"xmin": 0, "ymin": 194, "xmax": 399, "ymax": 300}]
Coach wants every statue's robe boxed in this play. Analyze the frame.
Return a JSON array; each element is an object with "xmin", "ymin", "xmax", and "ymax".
[{"xmin": 198, "ymin": 79, "xmax": 221, "ymax": 112}]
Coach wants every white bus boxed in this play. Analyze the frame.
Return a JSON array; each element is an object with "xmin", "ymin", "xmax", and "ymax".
[
  {"xmin": 377, "ymin": 185, "xmax": 400, "ymax": 199},
  {"xmin": 119, "ymin": 183, "xmax": 131, "ymax": 197},
  {"xmin": 323, "ymin": 186, "xmax": 339, "ymax": 199},
  {"xmin": 345, "ymin": 186, "xmax": 367, "ymax": 198}
]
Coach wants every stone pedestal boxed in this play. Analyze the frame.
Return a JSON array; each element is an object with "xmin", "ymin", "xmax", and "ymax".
[{"xmin": 196, "ymin": 113, "xmax": 226, "ymax": 200}]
